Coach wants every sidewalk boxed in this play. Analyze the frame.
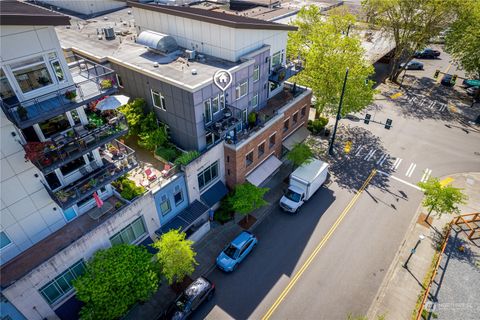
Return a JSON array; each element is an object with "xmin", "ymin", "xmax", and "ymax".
[
  {"xmin": 367, "ymin": 173, "xmax": 480, "ymax": 320},
  {"xmin": 124, "ymin": 163, "xmax": 291, "ymax": 320}
]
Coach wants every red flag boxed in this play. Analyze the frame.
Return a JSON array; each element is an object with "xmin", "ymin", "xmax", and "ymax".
[{"xmin": 93, "ymin": 192, "xmax": 104, "ymax": 208}]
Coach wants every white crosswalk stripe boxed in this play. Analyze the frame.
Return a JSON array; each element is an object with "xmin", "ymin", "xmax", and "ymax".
[
  {"xmin": 405, "ymin": 162, "xmax": 417, "ymax": 177},
  {"xmin": 420, "ymin": 168, "xmax": 432, "ymax": 182},
  {"xmin": 364, "ymin": 149, "xmax": 377, "ymax": 161},
  {"xmin": 354, "ymin": 145, "xmax": 364, "ymax": 156},
  {"xmin": 438, "ymin": 103, "xmax": 447, "ymax": 112},
  {"xmin": 376, "ymin": 154, "xmax": 388, "ymax": 165},
  {"xmin": 391, "ymin": 158, "xmax": 402, "ymax": 171},
  {"xmin": 428, "ymin": 101, "xmax": 436, "ymax": 109}
]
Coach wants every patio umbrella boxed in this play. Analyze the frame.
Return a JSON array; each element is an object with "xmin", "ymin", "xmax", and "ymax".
[{"xmin": 95, "ymin": 95, "xmax": 130, "ymax": 111}]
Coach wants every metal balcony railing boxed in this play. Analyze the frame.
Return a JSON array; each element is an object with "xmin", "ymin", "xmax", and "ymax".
[
  {"xmin": 269, "ymin": 61, "xmax": 303, "ymax": 84},
  {"xmin": 23, "ymin": 115, "xmax": 128, "ymax": 174},
  {"xmin": 44, "ymin": 140, "xmax": 138, "ymax": 209},
  {"xmin": 1, "ymin": 54, "xmax": 117, "ymax": 129}
]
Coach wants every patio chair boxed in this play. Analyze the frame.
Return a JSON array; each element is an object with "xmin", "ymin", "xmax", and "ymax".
[
  {"xmin": 145, "ymin": 168, "xmax": 157, "ymax": 181},
  {"xmin": 161, "ymin": 164, "xmax": 171, "ymax": 177}
]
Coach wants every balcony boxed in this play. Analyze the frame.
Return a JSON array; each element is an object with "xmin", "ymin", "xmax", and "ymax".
[
  {"xmin": 269, "ymin": 61, "xmax": 303, "ymax": 84},
  {"xmin": 23, "ymin": 115, "xmax": 128, "ymax": 174},
  {"xmin": 44, "ymin": 140, "xmax": 138, "ymax": 209},
  {"xmin": 0, "ymin": 54, "xmax": 117, "ymax": 129},
  {"xmin": 204, "ymin": 104, "xmax": 244, "ymax": 139}
]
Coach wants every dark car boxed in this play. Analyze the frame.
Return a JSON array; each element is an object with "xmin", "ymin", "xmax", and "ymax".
[
  {"xmin": 441, "ymin": 74, "xmax": 454, "ymax": 86},
  {"xmin": 400, "ymin": 60, "xmax": 424, "ymax": 70},
  {"xmin": 162, "ymin": 277, "xmax": 215, "ymax": 320},
  {"xmin": 414, "ymin": 48, "xmax": 441, "ymax": 59}
]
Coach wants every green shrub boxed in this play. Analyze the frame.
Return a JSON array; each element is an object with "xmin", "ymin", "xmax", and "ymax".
[
  {"xmin": 214, "ymin": 197, "xmax": 234, "ymax": 224},
  {"xmin": 155, "ymin": 146, "xmax": 178, "ymax": 162},
  {"xmin": 112, "ymin": 176, "xmax": 145, "ymax": 200},
  {"xmin": 175, "ymin": 151, "xmax": 200, "ymax": 166},
  {"xmin": 307, "ymin": 117, "xmax": 329, "ymax": 135}
]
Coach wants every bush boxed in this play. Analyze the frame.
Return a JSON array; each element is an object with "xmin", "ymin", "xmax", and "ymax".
[
  {"xmin": 175, "ymin": 151, "xmax": 200, "ymax": 166},
  {"xmin": 214, "ymin": 197, "xmax": 234, "ymax": 224},
  {"xmin": 112, "ymin": 176, "xmax": 145, "ymax": 200},
  {"xmin": 307, "ymin": 117, "xmax": 329, "ymax": 135},
  {"xmin": 155, "ymin": 146, "xmax": 178, "ymax": 162},
  {"xmin": 118, "ymin": 98, "xmax": 146, "ymax": 136}
]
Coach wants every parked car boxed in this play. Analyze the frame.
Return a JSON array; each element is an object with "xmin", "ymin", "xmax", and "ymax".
[
  {"xmin": 216, "ymin": 231, "xmax": 257, "ymax": 272},
  {"xmin": 463, "ymin": 79, "xmax": 480, "ymax": 88},
  {"xmin": 162, "ymin": 277, "xmax": 215, "ymax": 320},
  {"xmin": 466, "ymin": 86, "xmax": 480, "ymax": 96},
  {"xmin": 441, "ymin": 74, "xmax": 454, "ymax": 86},
  {"xmin": 399, "ymin": 60, "xmax": 424, "ymax": 70},
  {"xmin": 414, "ymin": 48, "xmax": 441, "ymax": 59}
]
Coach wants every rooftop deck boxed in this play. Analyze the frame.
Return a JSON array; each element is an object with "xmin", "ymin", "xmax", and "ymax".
[{"xmin": 0, "ymin": 194, "xmax": 127, "ymax": 289}]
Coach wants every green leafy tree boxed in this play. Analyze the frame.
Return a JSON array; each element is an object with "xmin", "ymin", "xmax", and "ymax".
[
  {"xmin": 228, "ymin": 182, "xmax": 269, "ymax": 222},
  {"xmin": 118, "ymin": 98, "xmax": 146, "ymax": 136},
  {"xmin": 140, "ymin": 112, "xmax": 159, "ymax": 132},
  {"xmin": 138, "ymin": 126, "xmax": 168, "ymax": 151},
  {"xmin": 444, "ymin": 0, "xmax": 480, "ymax": 79},
  {"xmin": 362, "ymin": 0, "xmax": 455, "ymax": 82},
  {"xmin": 287, "ymin": 143, "xmax": 314, "ymax": 169},
  {"xmin": 153, "ymin": 229, "xmax": 197, "ymax": 285},
  {"xmin": 418, "ymin": 177, "xmax": 468, "ymax": 220},
  {"xmin": 288, "ymin": 6, "xmax": 376, "ymax": 116},
  {"xmin": 74, "ymin": 244, "xmax": 159, "ymax": 320}
]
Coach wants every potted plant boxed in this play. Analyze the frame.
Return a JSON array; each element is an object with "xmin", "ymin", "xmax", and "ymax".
[
  {"xmin": 248, "ymin": 112, "xmax": 257, "ymax": 129},
  {"xmin": 55, "ymin": 190, "xmax": 70, "ymax": 202},
  {"xmin": 115, "ymin": 201, "xmax": 123, "ymax": 209},
  {"xmin": 65, "ymin": 90, "xmax": 77, "ymax": 100},
  {"xmin": 17, "ymin": 105, "xmax": 28, "ymax": 120},
  {"xmin": 100, "ymin": 79, "xmax": 113, "ymax": 90},
  {"xmin": 88, "ymin": 178, "xmax": 98, "ymax": 188}
]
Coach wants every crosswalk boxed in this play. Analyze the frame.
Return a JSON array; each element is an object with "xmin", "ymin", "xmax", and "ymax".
[
  {"xmin": 347, "ymin": 143, "xmax": 433, "ymax": 184},
  {"xmin": 404, "ymin": 93, "xmax": 449, "ymax": 114}
]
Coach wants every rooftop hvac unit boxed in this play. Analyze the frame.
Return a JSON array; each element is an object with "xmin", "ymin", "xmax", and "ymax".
[
  {"xmin": 103, "ymin": 28, "xmax": 115, "ymax": 40},
  {"xmin": 185, "ymin": 49, "xmax": 196, "ymax": 60}
]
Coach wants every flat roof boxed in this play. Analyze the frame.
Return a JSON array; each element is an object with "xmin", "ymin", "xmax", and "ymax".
[
  {"xmin": 0, "ymin": 0, "xmax": 70, "ymax": 26},
  {"xmin": 127, "ymin": 0, "xmax": 297, "ymax": 31}
]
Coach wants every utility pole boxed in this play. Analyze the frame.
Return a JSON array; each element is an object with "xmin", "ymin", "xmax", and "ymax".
[{"xmin": 328, "ymin": 68, "xmax": 349, "ymax": 156}]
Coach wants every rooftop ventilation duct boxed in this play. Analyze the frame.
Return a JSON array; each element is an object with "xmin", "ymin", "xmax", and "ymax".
[{"xmin": 137, "ymin": 30, "xmax": 178, "ymax": 54}]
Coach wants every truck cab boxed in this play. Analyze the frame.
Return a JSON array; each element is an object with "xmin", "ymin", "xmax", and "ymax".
[{"xmin": 279, "ymin": 185, "xmax": 305, "ymax": 213}]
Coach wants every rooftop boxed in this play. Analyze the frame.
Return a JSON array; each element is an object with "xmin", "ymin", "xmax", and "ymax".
[{"xmin": 0, "ymin": 0, "xmax": 70, "ymax": 26}]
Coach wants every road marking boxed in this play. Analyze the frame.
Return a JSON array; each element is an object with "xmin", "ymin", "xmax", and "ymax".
[
  {"xmin": 376, "ymin": 154, "xmax": 388, "ymax": 165},
  {"xmin": 390, "ymin": 92, "xmax": 403, "ymax": 99},
  {"xmin": 355, "ymin": 145, "xmax": 364, "ymax": 156},
  {"xmin": 344, "ymin": 141, "xmax": 352, "ymax": 154},
  {"xmin": 378, "ymin": 170, "xmax": 422, "ymax": 191},
  {"xmin": 440, "ymin": 177, "xmax": 454, "ymax": 186},
  {"xmin": 438, "ymin": 103, "xmax": 447, "ymax": 112},
  {"xmin": 405, "ymin": 162, "xmax": 417, "ymax": 177},
  {"xmin": 428, "ymin": 101, "xmax": 436, "ymax": 109},
  {"xmin": 365, "ymin": 149, "xmax": 377, "ymax": 161},
  {"xmin": 379, "ymin": 154, "xmax": 388, "ymax": 166},
  {"xmin": 392, "ymin": 158, "xmax": 402, "ymax": 171},
  {"xmin": 418, "ymin": 98, "xmax": 426, "ymax": 107},
  {"xmin": 420, "ymin": 168, "xmax": 432, "ymax": 182},
  {"xmin": 261, "ymin": 170, "xmax": 378, "ymax": 320}
]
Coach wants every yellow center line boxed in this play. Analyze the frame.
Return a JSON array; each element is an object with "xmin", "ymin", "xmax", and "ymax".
[{"xmin": 262, "ymin": 169, "xmax": 377, "ymax": 320}]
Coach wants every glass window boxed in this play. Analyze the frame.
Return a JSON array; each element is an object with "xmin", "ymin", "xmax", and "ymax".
[
  {"xmin": 206, "ymin": 133, "xmax": 214, "ymax": 147},
  {"xmin": 45, "ymin": 172, "xmax": 62, "ymax": 190},
  {"xmin": 283, "ymin": 118, "xmax": 289, "ymax": 132},
  {"xmin": 1, "ymin": 231, "xmax": 12, "ymax": 249},
  {"xmin": 204, "ymin": 100, "xmax": 212, "ymax": 123},
  {"xmin": 269, "ymin": 81, "xmax": 279, "ymax": 92},
  {"xmin": 174, "ymin": 189, "xmax": 183, "ymax": 206},
  {"xmin": 116, "ymin": 74, "xmax": 124, "ymax": 88},
  {"xmin": 39, "ymin": 260, "xmax": 86, "ymax": 305},
  {"xmin": 293, "ymin": 112, "xmax": 298, "ymax": 125},
  {"xmin": 301, "ymin": 106, "xmax": 306, "ymax": 118},
  {"xmin": 258, "ymin": 142, "xmax": 265, "ymax": 158},
  {"xmin": 70, "ymin": 109, "xmax": 81, "ymax": 125},
  {"xmin": 0, "ymin": 68, "xmax": 16, "ymax": 100},
  {"xmin": 253, "ymin": 65, "xmax": 260, "ymax": 82},
  {"xmin": 251, "ymin": 94, "xmax": 258, "ymax": 108},
  {"xmin": 235, "ymin": 80, "xmax": 248, "ymax": 99},
  {"xmin": 220, "ymin": 93, "xmax": 225, "ymax": 109},
  {"xmin": 51, "ymin": 60, "xmax": 65, "ymax": 82},
  {"xmin": 151, "ymin": 89, "xmax": 166, "ymax": 111},
  {"xmin": 271, "ymin": 51, "xmax": 282, "ymax": 68},
  {"xmin": 109, "ymin": 217, "xmax": 146, "ymax": 245},
  {"xmin": 212, "ymin": 96, "xmax": 219, "ymax": 114},
  {"xmin": 59, "ymin": 156, "xmax": 86, "ymax": 176},
  {"xmin": 246, "ymin": 151, "xmax": 253, "ymax": 167},
  {"xmin": 269, "ymin": 133, "xmax": 276, "ymax": 148},
  {"xmin": 197, "ymin": 161, "xmax": 219, "ymax": 191},
  {"xmin": 39, "ymin": 114, "xmax": 71, "ymax": 138},
  {"xmin": 13, "ymin": 62, "xmax": 53, "ymax": 93},
  {"xmin": 160, "ymin": 198, "xmax": 171, "ymax": 215}
]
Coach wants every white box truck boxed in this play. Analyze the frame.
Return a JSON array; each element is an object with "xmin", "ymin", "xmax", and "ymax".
[{"xmin": 279, "ymin": 159, "xmax": 329, "ymax": 213}]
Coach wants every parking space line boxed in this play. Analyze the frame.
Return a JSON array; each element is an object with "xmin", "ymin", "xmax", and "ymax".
[{"xmin": 405, "ymin": 163, "xmax": 417, "ymax": 177}]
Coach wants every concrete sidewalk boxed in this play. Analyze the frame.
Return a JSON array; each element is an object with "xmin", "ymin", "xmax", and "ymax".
[
  {"xmin": 124, "ymin": 163, "xmax": 292, "ymax": 320},
  {"xmin": 367, "ymin": 173, "xmax": 480, "ymax": 320}
]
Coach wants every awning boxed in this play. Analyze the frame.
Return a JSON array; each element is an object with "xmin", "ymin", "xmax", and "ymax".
[
  {"xmin": 282, "ymin": 126, "xmax": 310, "ymax": 151},
  {"xmin": 246, "ymin": 155, "xmax": 282, "ymax": 187},
  {"xmin": 201, "ymin": 180, "xmax": 228, "ymax": 207},
  {"xmin": 156, "ymin": 200, "xmax": 209, "ymax": 235}
]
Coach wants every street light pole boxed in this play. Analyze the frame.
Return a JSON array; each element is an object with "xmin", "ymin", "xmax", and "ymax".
[
  {"xmin": 403, "ymin": 234, "xmax": 425, "ymax": 269},
  {"xmin": 328, "ymin": 68, "xmax": 349, "ymax": 156}
]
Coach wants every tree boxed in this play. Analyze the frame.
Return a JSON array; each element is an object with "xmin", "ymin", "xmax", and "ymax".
[
  {"xmin": 288, "ymin": 6, "xmax": 376, "ymax": 116},
  {"xmin": 286, "ymin": 143, "xmax": 314, "ymax": 169},
  {"xmin": 74, "ymin": 244, "xmax": 159, "ymax": 320},
  {"xmin": 153, "ymin": 229, "xmax": 197, "ymax": 285},
  {"xmin": 138, "ymin": 126, "xmax": 168, "ymax": 151},
  {"xmin": 228, "ymin": 182, "xmax": 269, "ymax": 222},
  {"xmin": 362, "ymin": 0, "xmax": 455, "ymax": 82},
  {"xmin": 417, "ymin": 177, "xmax": 468, "ymax": 221},
  {"xmin": 118, "ymin": 98, "xmax": 146, "ymax": 136},
  {"xmin": 444, "ymin": 0, "xmax": 480, "ymax": 79}
]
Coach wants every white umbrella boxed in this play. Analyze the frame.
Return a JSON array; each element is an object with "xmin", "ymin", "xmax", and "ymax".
[{"xmin": 95, "ymin": 95, "xmax": 130, "ymax": 111}]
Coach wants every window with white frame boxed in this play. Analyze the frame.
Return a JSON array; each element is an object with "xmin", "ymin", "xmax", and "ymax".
[
  {"xmin": 251, "ymin": 94, "xmax": 258, "ymax": 108},
  {"xmin": 160, "ymin": 195, "xmax": 171, "ymax": 215},
  {"xmin": 12, "ymin": 56, "xmax": 53, "ymax": 93},
  {"xmin": 235, "ymin": 80, "xmax": 248, "ymax": 100},
  {"xmin": 206, "ymin": 132, "xmax": 214, "ymax": 147},
  {"xmin": 258, "ymin": 141, "xmax": 265, "ymax": 158},
  {"xmin": 151, "ymin": 89, "xmax": 166, "ymax": 111},
  {"xmin": 253, "ymin": 65, "xmax": 260, "ymax": 82},
  {"xmin": 50, "ymin": 60, "xmax": 65, "ymax": 83},
  {"xmin": 220, "ymin": 93, "xmax": 225, "ymax": 109},
  {"xmin": 245, "ymin": 150, "xmax": 254, "ymax": 167},
  {"xmin": 39, "ymin": 260, "xmax": 86, "ymax": 305},
  {"xmin": 110, "ymin": 217, "xmax": 147, "ymax": 245},
  {"xmin": 283, "ymin": 118, "xmax": 290, "ymax": 132},
  {"xmin": 174, "ymin": 186, "xmax": 184, "ymax": 206},
  {"xmin": 212, "ymin": 95, "xmax": 220, "ymax": 114},
  {"xmin": 271, "ymin": 51, "xmax": 282, "ymax": 68},
  {"xmin": 269, "ymin": 132, "xmax": 276, "ymax": 148},
  {"xmin": 198, "ymin": 161, "xmax": 219, "ymax": 191},
  {"xmin": 204, "ymin": 99, "xmax": 212, "ymax": 123},
  {"xmin": 1, "ymin": 231, "xmax": 12, "ymax": 249},
  {"xmin": 116, "ymin": 74, "xmax": 124, "ymax": 88}
]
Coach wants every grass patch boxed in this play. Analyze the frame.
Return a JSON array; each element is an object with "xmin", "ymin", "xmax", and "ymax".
[{"xmin": 155, "ymin": 145, "xmax": 181, "ymax": 162}]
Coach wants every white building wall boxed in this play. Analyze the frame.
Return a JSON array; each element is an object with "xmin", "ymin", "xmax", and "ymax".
[
  {"xmin": 184, "ymin": 142, "xmax": 225, "ymax": 203},
  {"xmin": 132, "ymin": 7, "xmax": 288, "ymax": 63},
  {"xmin": 2, "ymin": 193, "xmax": 160, "ymax": 320},
  {"xmin": 39, "ymin": 0, "xmax": 126, "ymax": 16}
]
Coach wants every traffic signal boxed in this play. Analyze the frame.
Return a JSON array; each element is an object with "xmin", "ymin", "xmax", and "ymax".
[
  {"xmin": 451, "ymin": 74, "xmax": 457, "ymax": 84},
  {"xmin": 434, "ymin": 69, "xmax": 440, "ymax": 79},
  {"xmin": 364, "ymin": 113, "xmax": 371, "ymax": 124},
  {"xmin": 385, "ymin": 118, "xmax": 393, "ymax": 130}
]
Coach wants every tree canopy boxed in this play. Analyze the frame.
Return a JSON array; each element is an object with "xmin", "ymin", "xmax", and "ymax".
[
  {"xmin": 362, "ymin": 0, "xmax": 455, "ymax": 81},
  {"xmin": 228, "ymin": 182, "xmax": 269, "ymax": 217},
  {"xmin": 288, "ymin": 6, "xmax": 376, "ymax": 116},
  {"xmin": 418, "ymin": 177, "xmax": 468, "ymax": 220},
  {"xmin": 74, "ymin": 244, "xmax": 159, "ymax": 320},
  {"xmin": 444, "ymin": 0, "xmax": 480, "ymax": 78},
  {"xmin": 287, "ymin": 143, "xmax": 314, "ymax": 168},
  {"xmin": 153, "ymin": 229, "xmax": 197, "ymax": 285},
  {"xmin": 118, "ymin": 98, "xmax": 146, "ymax": 137}
]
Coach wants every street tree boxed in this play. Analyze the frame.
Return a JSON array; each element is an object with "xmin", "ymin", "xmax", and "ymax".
[
  {"xmin": 444, "ymin": 0, "xmax": 480, "ymax": 79},
  {"xmin": 74, "ymin": 244, "xmax": 159, "ymax": 320},
  {"xmin": 417, "ymin": 177, "xmax": 468, "ymax": 221},
  {"xmin": 287, "ymin": 6, "xmax": 376, "ymax": 116},
  {"xmin": 287, "ymin": 143, "xmax": 314, "ymax": 169},
  {"xmin": 228, "ymin": 182, "xmax": 269, "ymax": 222},
  {"xmin": 362, "ymin": 0, "xmax": 455, "ymax": 82},
  {"xmin": 153, "ymin": 229, "xmax": 197, "ymax": 285}
]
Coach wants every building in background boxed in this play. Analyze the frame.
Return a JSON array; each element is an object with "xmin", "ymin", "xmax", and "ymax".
[{"xmin": 29, "ymin": 0, "xmax": 127, "ymax": 17}]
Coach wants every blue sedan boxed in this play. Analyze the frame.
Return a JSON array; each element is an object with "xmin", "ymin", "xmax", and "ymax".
[{"xmin": 216, "ymin": 231, "xmax": 258, "ymax": 272}]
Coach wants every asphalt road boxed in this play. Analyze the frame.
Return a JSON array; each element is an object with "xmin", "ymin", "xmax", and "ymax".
[{"xmin": 191, "ymin": 46, "xmax": 480, "ymax": 320}]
